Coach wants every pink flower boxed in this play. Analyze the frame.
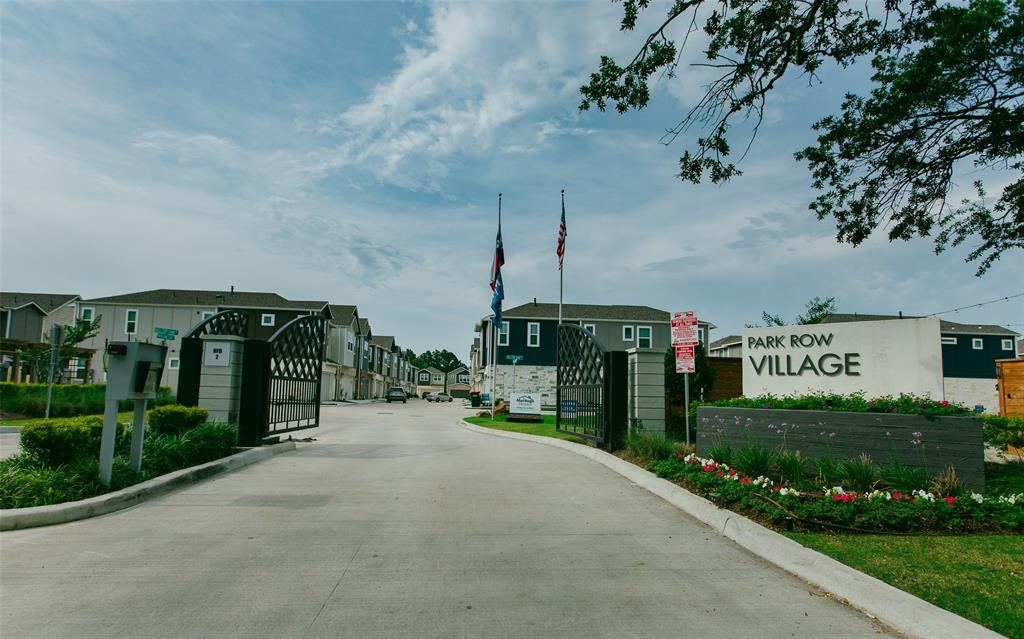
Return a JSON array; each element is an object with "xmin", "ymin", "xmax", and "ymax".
[
  {"xmin": 739, "ymin": 477, "xmax": 751, "ymax": 485},
  {"xmin": 892, "ymin": 492, "xmax": 903, "ymax": 500},
  {"xmin": 945, "ymin": 496, "xmax": 956, "ymax": 505},
  {"xmin": 773, "ymin": 485, "xmax": 782, "ymax": 492}
]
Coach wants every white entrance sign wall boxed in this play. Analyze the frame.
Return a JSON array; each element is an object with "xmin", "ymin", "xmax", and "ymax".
[{"xmin": 742, "ymin": 317, "xmax": 944, "ymax": 398}]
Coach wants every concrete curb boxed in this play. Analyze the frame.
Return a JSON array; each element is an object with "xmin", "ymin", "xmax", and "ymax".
[
  {"xmin": 0, "ymin": 427, "xmax": 21, "ymax": 434},
  {"xmin": 457, "ymin": 419, "xmax": 1003, "ymax": 639},
  {"xmin": 0, "ymin": 442, "xmax": 297, "ymax": 532}
]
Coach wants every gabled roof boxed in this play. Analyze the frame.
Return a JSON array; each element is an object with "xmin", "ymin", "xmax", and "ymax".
[
  {"xmin": 86, "ymin": 289, "xmax": 293, "ymax": 308},
  {"xmin": 358, "ymin": 318, "xmax": 371, "ymax": 336},
  {"xmin": 422, "ymin": 367, "xmax": 444, "ymax": 376},
  {"xmin": 709, "ymin": 335, "xmax": 741, "ymax": 349},
  {"xmin": 372, "ymin": 335, "xmax": 395, "ymax": 350},
  {"xmin": 0, "ymin": 292, "xmax": 80, "ymax": 314},
  {"xmin": 447, "ymin": 366, "xmax": 469, "ymax": 376},
  {"xmin": 498, "ymin": 302, "xmax": 675, "ymax": 323},
  {"xmin": 819, "ymin": 313, "xmax": 1018, "ymax": 336},
  {"xmin": 329, "ymin": 305, "xmax": 358, "ymax": 326}
]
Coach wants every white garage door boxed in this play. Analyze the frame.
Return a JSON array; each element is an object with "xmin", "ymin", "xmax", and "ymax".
[{"xmin": 320, "ymin": 372, "xmax": 337, "ymax": 402}]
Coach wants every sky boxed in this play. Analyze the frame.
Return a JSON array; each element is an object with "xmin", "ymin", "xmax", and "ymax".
[{"xmin": 2, "ymin": 1, "xmax": 1021, "ymax": 358}]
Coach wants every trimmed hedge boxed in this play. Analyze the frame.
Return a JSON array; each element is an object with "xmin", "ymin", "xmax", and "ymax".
[
  {"xmin": 0, "ymin": 423, "xmax": 237, "ymax": 509},
  {"xmin": 0, "ymin": 383, "xmax": 174, "ymax": 418},
  {"xmin": 18, "ymin": 415, "xmax": 122, "ymax": 467},
  {"xmin": 147, "ymin": 405, "xmax": 209, "ymax": 436}
]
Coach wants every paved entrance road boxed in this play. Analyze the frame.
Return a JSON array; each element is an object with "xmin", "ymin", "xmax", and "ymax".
[{"xmin": 0, "ymin": 403, "xmax": 896, "ymax": 638}]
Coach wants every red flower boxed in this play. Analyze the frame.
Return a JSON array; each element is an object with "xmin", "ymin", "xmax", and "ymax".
[
  {"xmin": 739, "ymin": 477, "xmax": 751, "ymax": 485},
  {"xmin": 773, "ymin": 485, "xmax": 782, "ymax": 492},
  {"xmin": 832, "ymin": 494, "xmax": 842, "ymax": 502},
  {"xmin": 945, "ymin": 496, "xmax": 956, "ymax": 505},
  {"xmin": 892, "ymin": 492, "xmax": 903, "ymax": 500},
  {"xmin": 716, "ymin": 471, "xmax": 724, "ymax": 478},
  {"xmin": 729, "ymin": 469, "xmax": 736, "ymax": 476}
]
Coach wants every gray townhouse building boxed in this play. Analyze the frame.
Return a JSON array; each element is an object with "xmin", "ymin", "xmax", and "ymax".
[
  {"xmin": 1, "ymin": 292, "xmax": 83, "ymax": 382},
  {"xmin": 471, "ymin": 301, "xmax": 715, "ymax": 406},
  {"xmin": 76, "ymin": 289, "xmax": 332, "ymax": 394},
  {"xmin": 324, "ymin": 305, "xmax": 363, "ymax": 402}
]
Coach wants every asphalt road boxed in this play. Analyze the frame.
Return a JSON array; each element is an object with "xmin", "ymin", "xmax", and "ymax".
[{"xmin": 0, "ymin": 402, "xmax": 897, "ymax": 638}]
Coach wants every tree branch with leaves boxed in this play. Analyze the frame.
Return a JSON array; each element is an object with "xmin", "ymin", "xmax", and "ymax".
[{"xmin": 581, "ymin": 0, "xmax": 1022, "ymax": 273}]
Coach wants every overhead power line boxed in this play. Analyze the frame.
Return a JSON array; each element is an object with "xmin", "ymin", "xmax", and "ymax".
[{"xmin": 927, "ymin": 292, "xmax": 1024, "ymax": 317}]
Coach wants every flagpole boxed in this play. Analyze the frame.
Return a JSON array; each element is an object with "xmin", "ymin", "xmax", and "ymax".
[
  {"xmin": 491, "ymin": 192, "xmax": 501, "ymax": 418},
  {"xmin": 559, "ymin": 188, "xmax": 564, "ymax": 325}
]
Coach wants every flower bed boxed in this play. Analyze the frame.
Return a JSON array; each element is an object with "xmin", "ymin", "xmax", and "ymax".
[{"xmin": 648, "ymin": 453, "xmax": 1024, "ymax": 534}]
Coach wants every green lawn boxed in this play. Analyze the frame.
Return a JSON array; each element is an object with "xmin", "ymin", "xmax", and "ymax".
[
  {"xmin": 787, "ymin": 532, "xmax": 1024, "ymax": 638},
  {"xmin": 463, "ymin": 414, "xmax": 589, "ymax": 443},
  {"xmin": 0, "ymin": 412, "xmax": 135, "ymax": 428}
]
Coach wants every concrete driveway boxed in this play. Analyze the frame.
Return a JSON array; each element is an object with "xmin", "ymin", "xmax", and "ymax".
[{"xmin": 0, "ymin": 402, "xmax": 896, "ymax": 638}]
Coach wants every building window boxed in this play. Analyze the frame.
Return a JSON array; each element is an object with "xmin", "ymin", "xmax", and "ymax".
[
  {"xmin": 527, "ymin": 322, "xmax": 540, "ymax": 347},
  {"xmin": 433, "ymin": 374, "xmax": 443, "ymax": 383},
  {"xmin": 972, "ymin": 338, "xmax": 984, "ymax": 350},
  {"xmin": 347, "ymin": 338, "xmax": 354, "ymax": 352},
  {"xmin": 80, "ymin": 307, "xmax": 95, "ymax": 324},
  {"xmin": 419, "ymin": 372, "xmax": 430, "ymax": 383},
  {"xmin": 941, "ymin": 336, "xmax": 957, "ymax": 345},
  {"xmin": 637, "ymin": 326, "xmax": 652, "ymax": 349},
  {"xmin": 458, "ymin": 374, "xmax": 469, "ymax": 384},
  {"xmin": 124, "ymin": 309, "xmax": 138, "ymax": 335},
  {"xmin": 168, "ymin": 357, "xmax": 180, "ymax": 370},
  {"xmin": 584, "ymin": 324, "xmax": 596, "ymax": 335},
  {"xmin": 698, "ymin": 326, "xmax": 705, "ymax": 344},
  {"xmin": 623, "ymin": 325, "xmax": 634, "ymax": 342},
  {"xmin": 498, "ymin": 321, "xmax": 510, "ymax": 346},
  {"xmin": 1002, "ymin": 338, "xmax": 1014, "ymax": 351},
  {"xmin": 201, "ymin": 310, "xmax": 216, "ymax": 321},
  {"xmin": 261, "ymin": 313, "xmax": 275, "ymax": 327}
]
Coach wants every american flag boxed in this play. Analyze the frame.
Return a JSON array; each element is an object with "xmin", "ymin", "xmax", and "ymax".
[{"xmin": 556, "ymin": 194, "xmax": 567, "ymax": 270}]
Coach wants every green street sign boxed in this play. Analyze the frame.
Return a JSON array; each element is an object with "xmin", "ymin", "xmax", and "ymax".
[
  {"xmin": 506, "ymin": 355, "xmax": 523, "ymax": 363},
  {"xmin": 154, "ymin": 327, "xmax": 179, "ymax": 341}
]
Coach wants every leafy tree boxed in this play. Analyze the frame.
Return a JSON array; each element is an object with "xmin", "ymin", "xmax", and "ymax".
[
  {"xmin": 751, "ymin": 296, "xmax": 837, "ymax": 327},
  {"xmin": 22, "ymin": 318, "xmax": 102, "ymax": 383},
  {"xmin": 411, "ymin": 349, "xmax": 467, "ymax": 373},
  {"xmin": 580, "ymin": 0, "xmax": 1022, "ymax": 273}
]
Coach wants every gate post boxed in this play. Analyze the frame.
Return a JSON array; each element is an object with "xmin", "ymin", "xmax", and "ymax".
[
  {"xmin": 176, "ymin": 337, "xmax": 203, "ymax": 407},
  {"xmin": 604, "ymin": 350, "xmax": 628, "ymax": 451},
  {"xmin": 237, "ymin": 339, "xmax": 270, "ymax": 447}
]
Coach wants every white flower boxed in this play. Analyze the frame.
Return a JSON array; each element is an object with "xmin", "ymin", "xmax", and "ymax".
[{"xmin": 970, "ymin": 493, "xmax": 984, "ymax": 504}]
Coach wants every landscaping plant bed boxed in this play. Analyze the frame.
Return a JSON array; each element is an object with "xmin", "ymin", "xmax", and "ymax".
[
  {"xmin": 0, "ymin": 406, "xmax": 237, "ymax": 509},
  {"xmin": 648, "ymin": 453, "xmax": 1023, "ymax": 535}
]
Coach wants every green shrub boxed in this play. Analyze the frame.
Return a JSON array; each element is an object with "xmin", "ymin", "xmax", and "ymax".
[
  {"xmin": 697, "ymin": 392, "xmax": 974, "ymax": 417},
  {"xmin": 0, "ymin": 382, "xmax": 174, "ymax": 418},
  {"xmin": 734, "ymin": 446, "xmax": 776, "ymax": 478},
  {"xmin": 707, "ymin": 443, "xmax": 733, "ymax": 466},
  {"xmin": 879, "ymin": 461, "xmax": 929, "ymax": 491},
  {"xmin": 627, "ymin": 431, "xmax": 677, "ymax": 461},
  {"xmin": 815, "ymin": 457, "xmax": 844, "ymax": 486},
  {"xmin": 20, "ymin": 419, "xmax": 98, "ymax": 467},
  {"xmin": 981, "ymin": 414, "xmax": 1024, "ymax": 453},
  {"xmin": 775, "ymin": 451, "xmax": 807, "ymax": 486},
  {"xmin": 1, "ymin": 423, "xmax": 238, "ymax": 509},
  {"xmin": 147, "ymin": 405, "xmax": 209, "ymax": 436},
  {"xmin": 841, "ymin": 454, "xmax": 879, "ymax": 492}
]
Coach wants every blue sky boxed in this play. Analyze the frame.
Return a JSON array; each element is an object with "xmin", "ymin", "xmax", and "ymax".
[{"xmin": 2, "ymin": 1, "xmax": 1021, "ymax": 357}]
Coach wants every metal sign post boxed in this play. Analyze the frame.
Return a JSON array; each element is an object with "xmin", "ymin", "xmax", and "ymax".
[
  {"xmin": 44, "ymin": 324, "xmax": 65, "ymax": 419},
  {"xmin": 673, "ymin": 311, "xmax": 699, "ymax": 446},
  {"xmin": 506, "ymin": 354, "xmax": 523, "ymax": 395}
]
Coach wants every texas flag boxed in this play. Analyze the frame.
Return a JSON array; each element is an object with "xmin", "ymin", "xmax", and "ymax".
[{"xmin": 490, "ymin": 223, "xmax": 505, "ymax": 325}]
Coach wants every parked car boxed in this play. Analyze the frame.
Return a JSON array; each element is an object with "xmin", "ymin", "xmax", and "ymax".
[
  {"xmin": 429, "ymin": 392, "xmax": 453, "ymax": 403},
  {"xmin": 386, "ymin": 387, "xmax": 407, "ymax": 403}
]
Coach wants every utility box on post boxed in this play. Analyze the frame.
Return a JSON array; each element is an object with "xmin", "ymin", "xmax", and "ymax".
[{"xmin": 99, "ymin": 341, "xmax": 167, "ymax": 483}]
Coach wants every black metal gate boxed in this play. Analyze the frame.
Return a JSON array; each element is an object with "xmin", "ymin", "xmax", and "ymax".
[
  {"xmin": 555, "ymin": 323, "xmax": 627, "ymax": 450},
  {"xmin": 177, "ymin": 311, "xmax": 249, "ymax": 407},
  {"xmin": 237, "ymin": 314, "xmax": 327, "ymax": 445}
]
